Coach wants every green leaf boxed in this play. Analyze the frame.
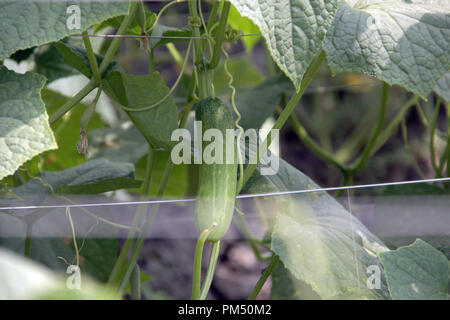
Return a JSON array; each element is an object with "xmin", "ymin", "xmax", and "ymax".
[
  {"xmin": 373, "ymin": 184, "xmax": 450, "ymax": 259},
  {"xmin": 229, "ymin": 0, "xmax": 339, "ymax": 89},
  {"xmin": 228, "ymin": 4, "xmax": 261, "ymax": 52},
  {"xmin": 34, "ymin": 46, "xmax": 77, "ymax": 83},
  {"xmin": 0, "ymin": 1, "xmax": 129, "ymax": 61},
  {"xmin": 11, "ymin": 159, "xmax": 136, "ymax": 202},
  {"xmin": 435, "ymin": 72, "xmax": 450, "ymax": 102},
  {"xmin": 42, "ymin": 88, "xmax": 105, "ymax": 171},
  {"xmin": 323, "ymin": 0, "xmax": 450, "ymax": 99},
  {"xmin": 88, "ymin": 124, "xmax": 148, "ymax": 164},
  {"xmin": 102, "ymin": 71, "xmax": 179, "ymax": 150},
  {"xmin": 52, "ymin": 42, "xmax": 119, "ymax": 79},
  {"xmin": 379, "ymin": 239, "xmax": 449, "ymax": 300},
  {"xmin": 271, "ymin": 262, "xmax": 321, "ymax": 299},
  {"xmin": 0, "ymin": 67, "xmax": 57, "ymax": 180},
  {"xmin": 55, "ymin": 177, "xmax": 141, "ymax": 194},
  {"xmin": 245, "ymin": 155, "xmax": 390, "ymax": 299},
  {"xmin": 0, "ymin": 247, "xmax": 115, "ymax": 299},
  {"xmin": 236, "ymin": 74, "xmax": 293, "ymax": 130}
]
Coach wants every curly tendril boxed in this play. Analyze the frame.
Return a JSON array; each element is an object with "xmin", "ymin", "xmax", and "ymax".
[{"xmin": 222, "ymin": 46, "xmax": 244, "ymax": 192}]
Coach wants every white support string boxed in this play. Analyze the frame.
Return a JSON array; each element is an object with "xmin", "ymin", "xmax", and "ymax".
[{"xmin": 1, "ymin": 177, "xmax": 449, "ymax": 211}]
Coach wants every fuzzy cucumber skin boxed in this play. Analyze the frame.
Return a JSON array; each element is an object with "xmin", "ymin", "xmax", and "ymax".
[{"xmin": 194, "ymin": 97, "xmax": 237, "ymax": 242}]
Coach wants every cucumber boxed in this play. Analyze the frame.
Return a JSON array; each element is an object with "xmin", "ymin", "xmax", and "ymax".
[{"xmin": 194, "ymin": 97, "xmax": 237, "ymax": 242}]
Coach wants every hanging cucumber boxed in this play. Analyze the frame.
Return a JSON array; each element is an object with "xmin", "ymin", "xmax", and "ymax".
[{"xmin": 194, "ymin": 97, "xmax": 237, "ymax": 242}]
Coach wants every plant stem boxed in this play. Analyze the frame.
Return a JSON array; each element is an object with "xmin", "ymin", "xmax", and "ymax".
[
  {"xmin": 371, "ymin": 95, "xmax": 419, "ymax": 156},
  {"xmin": 208, "ymin": 1, "xmax": 230, "ymax": 70},
  {"xmin": 107, "ymin": 145, "xmax": 155, "ymax": 289},
  {"xmin": 50, "ymin": 3, "xmax": 138, "ymax": 124},
  {"xmin": 239, "ymin": 51, "xmax": 326, "ymax": 193},
  {"xmin": 248, "ymin": 255, "xmax": 279, "ymax": 300},
  {"xmin": 430, "ymin": 96, "xmax": 442, "ymax": 174},
  {"xmin": 189, "ymin": 0, "xmax": 210, "ymax": 99},
  {"xmin": 206, "ymin": 0, "xmax": 220, "ymax": 31},
  {"xmin": 401, "ymin": 118, "xmax": 425, "ymax": 178},
  {"xmin": 199, "ymin": 240, "xmax": 221, "ymax": 300},
  {"xmin": 192, "ymin": 225, "xmax": 217, "ymax": 300},
  {"xmin": 109, "ymin": 105, "xmax": 193, "ymax": 296},
  {"xmin": 82, "ymin": 30, "xmax": 100, "ymax": 85},
  {"xmin": 142, "ymin": 145, "xmax": 155, "ymax": 195},
  {"xmin": 350, "ymin": 82, "xmax": 389, "ymax": 174},
  {"xmin": 49, "ymin": 80, "xmax": 96, "ymax": 124},
  {"xmin": 98, "ymin": 1, "xmax": 139, "ymax": 75},
  {"xmin": 286, "ymin": 107, "xmax": 346, "ymax": 173}
]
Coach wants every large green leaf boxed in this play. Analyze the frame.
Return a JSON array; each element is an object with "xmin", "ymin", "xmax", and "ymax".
[
  {"xmin": 323, "ymin": 0, "xmax": 450, "ymax": 99},
  {"xmin": 0, "ymin": 67, "xmax": 57, "ymax": 180},
  {"xmin": 0, "ymin": 247, "xmax": 116, "ymax": 299},
  {"xmin": 244, "ymin": 155, "xmax": 390, "ymax": 299},
  {"xmin": 435, "ymin": 72, "xmax": 450, "ymax": 102},
  {"xmin": 102, "ymin": 71, "xmax": 179, "ymax": 150},
  {"xmin": 379, "ymin": 239, "xmax": 449, "ymax": 300},
  {"xmin": 0, "ymin": 1, "xmax": 129, "ymax": 61},
  {"xmin": 229, "ymin": 0, "xmax": 338, "ymax": 89}
]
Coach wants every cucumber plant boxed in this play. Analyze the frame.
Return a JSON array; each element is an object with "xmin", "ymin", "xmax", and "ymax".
[{"xmin": 0, "ymin": 0, "xmax": 449, "ymax": 300}]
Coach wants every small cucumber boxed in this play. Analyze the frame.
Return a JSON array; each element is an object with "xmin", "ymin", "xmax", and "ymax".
[{"xmin": 194, "ymin": 97, "xmax": 237, "ymax": 242}]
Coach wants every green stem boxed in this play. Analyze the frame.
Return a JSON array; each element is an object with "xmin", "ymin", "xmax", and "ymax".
[
  {"xmin": 107, "ymin": 145, "xmax": 155, "ymax": 289},
  {"xmin": 149, "ymin": 49, "xmax": 154, "ymax": 74},
  {"xmin": 286, "ymin": 107, "xmax": 346, "ymax": 173},
  {"xmin": 401, "ymin": 118, "xmax": 425, "ymax": 178},
  {"xmin": 192, "ymin": 224, "xmax": 217, "ymax": 300},
  {"xmin": 350, "ymin": 82, "xmax": 389, "ymax": 174},
  {"xmin": 208, "ymin": 1, "xmax": 230, "ymax": 70},
  {"xmin": 239, "ymin": 51, "xmax": 326, "ymax": 193},
  {"xmin": 109, "ymin": 105, "xmax": 193, "ymax": 296},
  {"xmin": 430, "ymin": 97, "xmax": 442, "ymax": 174},
  {"xmin": 82, "ymin": 30, "xmax": 100, "ymax": 85},
  {"xmin": 234, "ymin": 208, "xmax": 271, "ymax": 261},
  {"xmin": 371, "ymin": 96, "xmax": 419, "ymax": 156},
  {"xmin": 49, "ymin": 80, "xmax": 96, "ymax": 124},
  {"xmin": 206, "ymin": 0, "xmax": 220, "ymax": 31},
  {"xmin": 248, "ymin": 255, "xmax": 279, "ymax": 300},
  {"xmin": 189, "ymin": 0, "xmax": 210, "ymax": 98},
  {"xmin": 199, "ymin": 240, "xmax": 221, "ymax": 300},
  {"xmin": 98, "ymin": 1, "xmax": 139, "ymax": 75}
]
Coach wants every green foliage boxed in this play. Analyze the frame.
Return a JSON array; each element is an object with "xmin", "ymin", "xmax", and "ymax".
[
  {"xmin": 230, "ymin": 0, "xmax": 339, "ymax": 89},
  {"xmin": 323, "ymin": 0, "xmax": 450, "ymax": 99},
  {"xmin": 42, "ymin": 89, "xmax": 105, "ymax": 171},
  {"xmin": 379, "ymin": 239, "xmax": 449, "ymax": 300},
  {"xmin": 1, "ymin": 0, "xmax": 449, "ymax": 300},
  {"xmin": 228, "ymin": 4, "xmax": 260, "ymax": 52},
  {"xmin": 0, "ymin": 1, "xmax": 129, "ymax": 61},
  {"xmin": 245, "ymin": 156, "xmax": 390, "ymax": 299},
  {"xmin": 0, "ymin": 67, "xmax": 57, "ymax": 180},
  {"xmin": 102, "ymin": 71, "xmax": 179, "ymax": 150}
]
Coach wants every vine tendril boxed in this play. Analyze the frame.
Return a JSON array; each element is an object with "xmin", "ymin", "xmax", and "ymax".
[
  {"xmin": 222, "ymin": 46, "xmax": 244, "ymax": 192},
  {"xmin": 119, "ymin": 40, "xmax": 193, "ymax": 113}
]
